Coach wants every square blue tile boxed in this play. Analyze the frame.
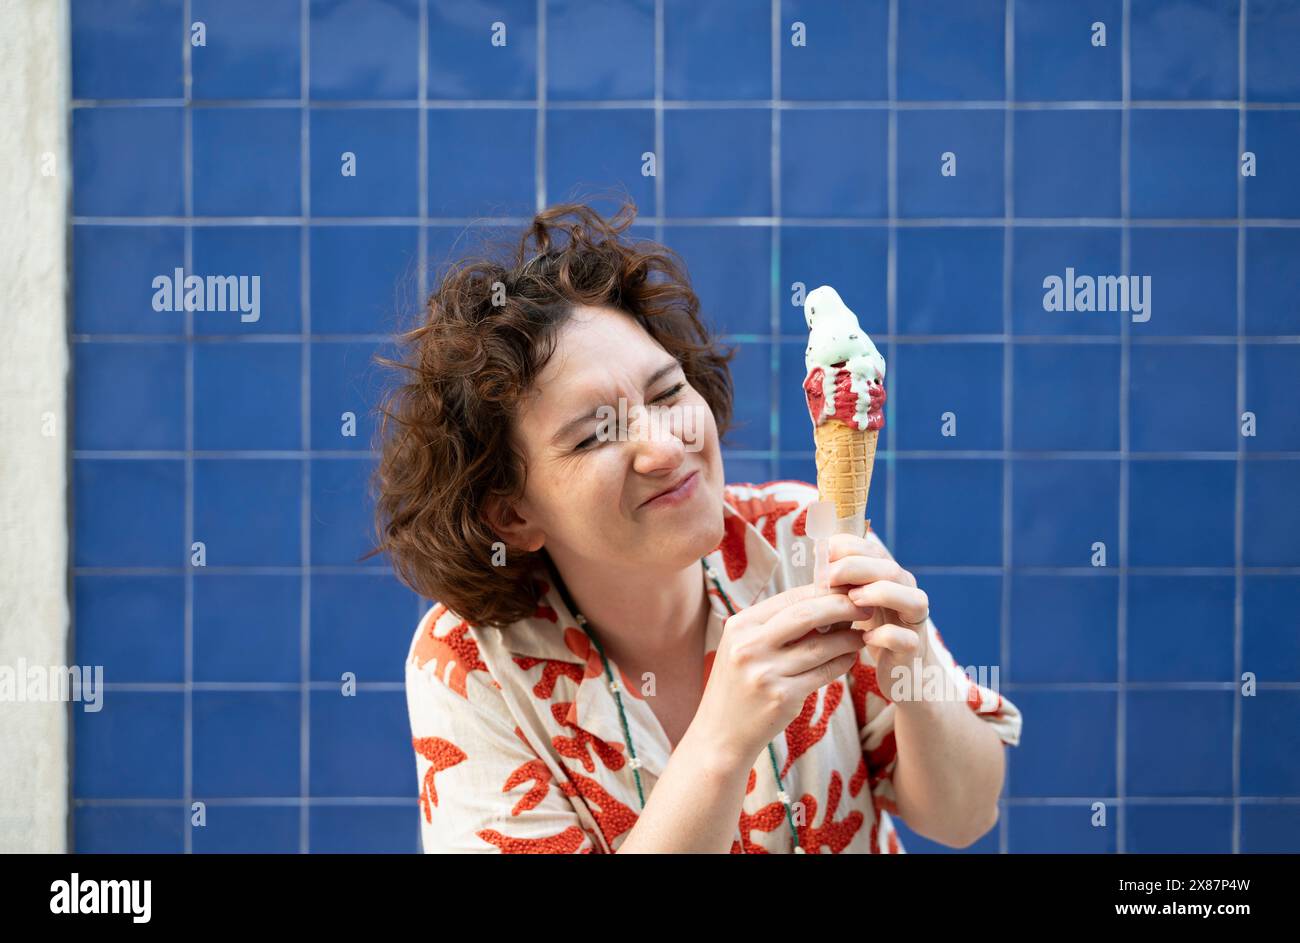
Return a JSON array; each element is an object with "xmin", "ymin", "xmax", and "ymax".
[
  {"xmin": 1010, "ymin": 573, "xmax": 1118, "ymax": 683},
  {"xmin": 1130, "ymin": 343, "xmax": 1238, "ymax": 451},
  {"xmin": 1241, "ymin": 803, "xmax": 1300, "ymax": 853},
  {"xmin": 74, "ymin": 342, "xmax": 186, "ymax": 450},
  {"xmin": 74, "ymin": 575, "xmax": 185, "ymax": 683},
  {"xmin": 311, "ymin": 804, "xmax": 420, "ymax": 852},
  {"xmin": 723, "ymin": 342, "xmax": 772, "ymax": 451},
  {"xmin": 194, "ymin": 574, "xmax": 301, "ymax": 683},
  {"xmin": 546, "ymin": 0, "xmax": 654, "ymax": 100},
  {"xmin": 194, "ymin": 459, "xmax": 302, "ymax": 565},
  {"xmin": 311, "ymin": 458, "xmax": 385, "ymax": 565},
  {"xmin": 667, "ymin": 109, "xmax": 773, "ymax": 217},
  {"xmin": 1246, "ymin": 0, "xmax": 1300, "ymax": 101},
  {"xmin": 310, "ymin": 572, "xmax": 418, "ymax": 682},
  {"xmin": 311, "ymin": 341, "xmax": 390, "ymax": 451},
  {"xmin": 192, "ymin": 805, "xmax": 300, "ymax": 853},
  {"xmin": 1128, "ymin": 459, "xmax": 1235, "ymax": 566},
  {"xmin": 894, "ymin": 343, "xmax": 1003, "ymax": 450},
  {"xmin": 1012, "ymin": 343, "xmax": 1120, "ymax": 450},
  {"xmin": 74, "ymin": 459, "xmax": 185, "ymax": 567},
  {"xmin": 310, "ymin": 109, "xmax": 419, "ymax": 217},
  {"xmin": 191, "ymin": 0, "xmax": 301, "ymax": 99},
  {"xmin": 1245, "ymin": 228, "xmax": 1300, "ymax": 335},
  {"xmin": 192, "ymin": 107, "xmax": 301, "ymax": 217},
  {"xmin": 546, "ymin": 108, "xmax": 656, "ymax": 217},
  {"xmin": 74, "ymin": 225, "xmax": 187, "ymax": 334},
  {"xmin": 309, "ymin": 0, "xmax": 419, "ymax": 99},
  {"xmin": 1246, "ymin": 111, "xmax": 1300, "ymax": 218},
  {"xmin": 780, "ymin": 0, "xmax": 888, "ymax": 100},
  {"xmin": 428, "ymin": 0, "xmax": 537, "ymax": 99},
  {"xmin": 1125, "ymin": 804, "xmax": 1233, "ymax": 853},
  {"xmin": 1012, "ymin": 459, "xmax": 1121, "ymax": 567},
  {"xmin": 894, "ymin": 458, "xmax": 1002, "ymax": 566},
  {"xmin": 726, "ymin": 454, "xmax": 774, "ymax": 487},
  {"xmin": 311, "ymin": 226, "xmax": 420, "ymax": 334},
  {"xmin": 896, "ymin": 228, "xmax": 1003, "ymax": 335},
  {"xmin": 1012, "ymin": 228, "xmax": 1123, "ymax": 335},
  {"xmin": 780, "ymin": 227, "xmax": 888, "ymax": 337},
  {"xmin": 193, "ymin": 692, "xmax": 301, "ymax": 797},
  {"xmin": 897, "ymin": 110, "xmax": 1004, "ymax": 218},
  {"xmin": 1129, "ymin": 228, "xmax": 1237, "ymax": 336},
  {"xmin": 780, "ymin": 108, "xmax": 887, "ymax": 218},
  {"xmin": 1127, "ymin": 574, "xmax": 1235, "ymax": 681},
  {"xmin": 194, "ymin": 342, "xmax": 302, "ymax": 450},
  {"xmin": 427, "ymin": 108, "xmax": 535, "ymax": 216},
  {"xmin": 1243, "ymin": 460, "xmax": 1300, "ymax": 566},
  {"xmin": 73, "ymin": 107, "xmax": 184, "ymax": 216},
  {"xmin": 897, "ymin": 0, "xmax": 1004, "ymax": 101},
  {"xmin": 664, "ymin": 0, "xmax": 770, "ymax": 100},
  {"xmin": 1007, "ymin": 690, "xmax": 1117, "ymax": 797},
  {"xmin": 1130, "ymin": 109, "xmax": 1238, "ymax": 218},
  {"xmin": 917, "ymin": 574, "xmax": 1002, "ymax": 672},
  {"xmin": 1245, "ymin": 345, "xmax": 1300, "ymax": 451},
  {"xmin": 1007, "ymin": 804, "xmax": 1117, "ymax": 853},
  {"xmin": 1131, "ymin": 0, "xmax": 1238, "ymax": 100},
  {"xmin": 1244, "ymin": 576, "xmax": 1300, "ymax": 681},
  {"xmin": 660, "ymin": 226, "xmax": 771, "ymax": 336},
  {"xmin": 72, "ymin": 0, "xmax": 184, "ymax": 99},
  {"xmin": 1241, "ymin": 691, "xmax": 1300, "ymax": 796},
  {"xmin": 191, "ymin": 226, "xmax": 302, "ymax": 334},
  {"xmin": 74, "ymin": 806, "xmax": 186, "ymax": 853},
  {"xmin": 1015, "ymin": 0, "xmax": 1122, "ymax": 101},
  {"xmin": 74, "ymin": 692, "xmax": 183, "ymax": 798},
  {"xmin": 1014, "ymin": 110, "xmax": 1121, "ymax": 218},
  {"xmin": 310, "ymin": 690, "xmax": 410, "ymax": 796}
]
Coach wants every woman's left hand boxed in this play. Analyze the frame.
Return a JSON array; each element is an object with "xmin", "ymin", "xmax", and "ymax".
[{"xmin": 822, "ymin": 532, "xmax": 930, "ymax": 685}]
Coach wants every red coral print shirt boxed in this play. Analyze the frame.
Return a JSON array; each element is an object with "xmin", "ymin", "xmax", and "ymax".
[{"xmin": 404, "ymin": 480, "xmax": 1023, "ymax": 853}]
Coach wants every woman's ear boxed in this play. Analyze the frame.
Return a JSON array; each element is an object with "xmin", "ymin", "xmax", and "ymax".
[{"xmin": 483, "ymin": 494, "xmax": 545, "ymax": 553}]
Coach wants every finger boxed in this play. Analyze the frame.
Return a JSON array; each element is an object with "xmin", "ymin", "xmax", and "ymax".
[
  {"xmin": 862, "ymin": 624, "xmax": 924, "ymax": 658},
  {"xmin": 826, "ymin": 532, "xmax": 890, "ymax": 562},
  {"xmin": 825, "ymin": 554, "xmax": 915, "ymax": 591},
  {"xmin": 787, "ymin": 648, "xmax": 862, "ymax": 692},
  {"xmin": 847, "ymin": 582, "xmax": 928, "ymax": 626},
  {"xmin": 764, "ymin": 592, "xmax": 878, "ymax": 646},
  {"xmin": 779, "ymin": 627, "xmax": 866, "ymax": 677},
  {"xmin": 728, "ymin": 580, "xmax": 828, "ymax": 629}
]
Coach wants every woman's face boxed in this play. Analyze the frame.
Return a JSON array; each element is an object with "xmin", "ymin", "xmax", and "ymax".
[{"xmin": 494, "ymin": 305, "xmax": 726, "ymax": 572}]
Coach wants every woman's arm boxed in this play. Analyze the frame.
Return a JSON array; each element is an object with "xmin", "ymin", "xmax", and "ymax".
[
  {"xmin": 888, "ymin": 630, "xmax": 1007, "ymax": 847},
  {"xmin": 613, "ymin": 719, "xmax": 753, "ymax": 853}
]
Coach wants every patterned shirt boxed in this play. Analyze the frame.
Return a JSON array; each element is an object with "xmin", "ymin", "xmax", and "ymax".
[{"xmin": 404, "ymin": 479, "xmax": 1023, "ymax": 853}]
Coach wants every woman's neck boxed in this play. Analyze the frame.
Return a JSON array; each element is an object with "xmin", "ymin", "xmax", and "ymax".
[{"xmin": 546, "ymin": 550, "xmax": 710, "ymax": 669}]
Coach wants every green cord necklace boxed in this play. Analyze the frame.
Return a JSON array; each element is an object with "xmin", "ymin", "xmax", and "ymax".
[{"xmin": 557, "ymin": 556, "xmax": 805, "ymax": 854}]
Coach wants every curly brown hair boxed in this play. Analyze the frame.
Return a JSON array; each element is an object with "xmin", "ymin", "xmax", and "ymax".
[{"xmin": 366, "ymin": 199, "xmax": 739, "ymax": 628}]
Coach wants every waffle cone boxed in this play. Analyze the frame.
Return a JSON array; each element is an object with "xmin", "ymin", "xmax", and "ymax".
[{"xmin": 813, "ymin": 421, "xmax": 878, "ymax": 529}]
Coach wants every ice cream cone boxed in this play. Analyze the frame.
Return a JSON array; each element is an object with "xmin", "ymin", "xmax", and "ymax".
[{"xmin": 813, "ymin": 420, "xmax": 878, "ymax": 537}]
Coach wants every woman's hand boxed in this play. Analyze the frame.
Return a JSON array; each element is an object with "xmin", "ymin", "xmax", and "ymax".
[
  {"xmin": 695, "ymin": 581, "xmax": 876, "ymax": 765},
  {"xmin": 823, "ymin": 532, "xmax": 930, "ymax": 690}
]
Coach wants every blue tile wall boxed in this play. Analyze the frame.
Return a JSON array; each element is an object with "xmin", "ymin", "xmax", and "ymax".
[{"xmin": 69, "ymin": 0, "xmax": 1299, "ymax": 855}]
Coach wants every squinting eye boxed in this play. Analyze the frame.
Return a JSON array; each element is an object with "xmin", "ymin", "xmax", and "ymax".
[
  {"xmin": 654, "ymin": 382, "xmax": 686, "ymax": 402},
  {"xmin": 573, "ymin": 433, "xmax": 599, "ymax": 452}
]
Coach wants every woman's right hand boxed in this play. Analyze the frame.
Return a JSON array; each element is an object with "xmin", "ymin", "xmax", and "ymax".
[{"xmin": 693, "ymin": 583, "xmax": 875, "ymax": 765}]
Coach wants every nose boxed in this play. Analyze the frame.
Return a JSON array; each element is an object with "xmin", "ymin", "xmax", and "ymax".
[{"xmin": 629, "ymin": 400, "xmax": 687, "ymax": 473}]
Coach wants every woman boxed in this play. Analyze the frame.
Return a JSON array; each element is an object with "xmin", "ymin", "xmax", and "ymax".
[{"xmin": 372, "ymin": 200, "xmax": 1022, "ymax": 853}]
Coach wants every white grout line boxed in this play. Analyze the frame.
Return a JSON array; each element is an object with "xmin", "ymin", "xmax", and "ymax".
[
  {"xmin": 886, "ymin": 0, "xmax": 898, "ymax": 566},
  {"xmin": 298, "ymin": 0, "xmax": 312, "ymax": 855},
  {"xmin": 1233, "ymin": 0, "xmax": 1248, "ymax": 856},
  {"xmin": 999, "ymin": 0, "xmax": 1014, "ymax": 856},
  {"xmin": 535, "ymin": 0, "xmax": 547, "ymax": 212},
  {"xmin": 769, "ymin": 0, "xmax": 780, "ymax": 481},
  {"xmin": 182, "ymin": 0, "xmax": 194, "ymax": 857},
  {"xmin": 70, "ymin": 215, "xmax": 1300, "ymax": 227},
  {"xmin": 1117, "ymin": 0, "xmax": 1131, "ymax": 856}
]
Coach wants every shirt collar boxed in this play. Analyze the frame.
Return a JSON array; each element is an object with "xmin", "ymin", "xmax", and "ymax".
[{"xmin": 499, "ymin": 489, "xmax": 782, "ymax": 665}]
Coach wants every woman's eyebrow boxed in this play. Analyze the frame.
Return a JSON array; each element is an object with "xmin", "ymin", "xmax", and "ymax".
[{"xmin": 548, "ymin": 359, "xmax": 682, "ymax": 445}]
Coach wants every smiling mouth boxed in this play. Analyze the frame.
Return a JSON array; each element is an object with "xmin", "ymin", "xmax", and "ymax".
[{"xmin": 640, "ymin": 470, "xmax": 699, "ymax": 508}]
